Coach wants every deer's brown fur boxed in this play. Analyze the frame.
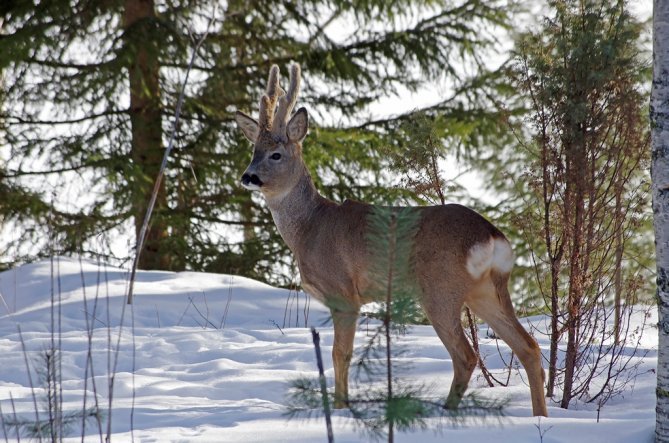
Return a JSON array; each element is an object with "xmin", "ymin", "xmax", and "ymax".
[{"xmin": 235, "ymin": 64, "xmax": 548, "ymax": 417}]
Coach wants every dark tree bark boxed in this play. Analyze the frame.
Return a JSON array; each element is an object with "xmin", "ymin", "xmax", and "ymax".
[{"xmin": 123, "ymin": 0, "xmax": 171, "ymax": 270}]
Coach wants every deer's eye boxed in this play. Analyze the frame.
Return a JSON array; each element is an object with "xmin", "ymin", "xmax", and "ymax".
[{"xmin": 270, "ymin": 153, "xmax": 282, "ymax": 160}]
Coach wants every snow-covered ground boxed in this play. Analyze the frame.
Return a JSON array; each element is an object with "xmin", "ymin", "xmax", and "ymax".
[{"xmin": 0, "ymin": 258, "xmax": 657, "ymax": 442}]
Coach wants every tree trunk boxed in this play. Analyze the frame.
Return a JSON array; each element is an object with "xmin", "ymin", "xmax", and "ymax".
[
  {"xmin": 560, "ymin": 83, "xmax": 588, "ymax": 407},
  {"xmin": 241, "ymin": 199, "xmax": 256, "ymax": 242},
  {"xmin": 123, "ymin": 0, "xmax": 171, "ymax": 270},
  {"xmin": 546, "ymin": 256, "xmax": 561, "ymax": 398},
  {"xmin": 653, "ymin": 1, "xmax": 669, "ymax": 440},
  {"xmin": 544, "ymin": 140, "xmax": 563, "ymax": 398},
  {"xmin": 561, "ymin": 195, "xmax": 585, "ymax": 409}
]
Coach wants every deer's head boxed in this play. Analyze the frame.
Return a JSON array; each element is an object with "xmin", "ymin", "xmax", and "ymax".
[{"xmin": 235, "ymin": 64, "xmax": 309, "ymax": 199}]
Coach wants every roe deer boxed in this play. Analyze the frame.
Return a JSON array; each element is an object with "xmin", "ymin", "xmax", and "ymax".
[{"xmin": 235, "ymin": 64, "xmax": 548, "ymax": 417}]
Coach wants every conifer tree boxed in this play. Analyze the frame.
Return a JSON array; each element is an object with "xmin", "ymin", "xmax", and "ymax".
[
  {"xmin": 512, "ymin": 0, "xmax": 651, "ymax": 407},
  {"xmin": 1, "ymin": 0, "xmax": 511, "ymax": 281}
]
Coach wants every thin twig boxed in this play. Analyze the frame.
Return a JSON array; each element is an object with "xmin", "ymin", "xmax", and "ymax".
[
  {"xmin": 130, "ymin": 297, "xmax": 136, "ymax": 441},
  {"xmin": 0, "ymin": 396, "xmax": 9, "ymax": 443},
  {"xmin": 303, "ymin": 291, "xmax": 311, "ymax": 328},
  {"xmin": 269, "ymin": 319, "xmax": 285, "ymax": 335},
  {"xmin": 220, "ymin": 276, "xmax": 234, "ymax": 329},
  {"xmin": 9, "ymin": 393, "xmax": 20, "ymax": 443},
  {"xmin": 56, "ymin": 257, "xmax": 64, "ymax": 440},
  {"xmin": 311, "ymin": 328, "xmax": 334, "ymax": 443},
  {"xmin": 187, "ymin": 296, "xmax": 219, "ymax": 329},
  {"xmin": 384, "ymin": 212, "xmax": 396, "ymax": 443},
  {"xmin": 283, "ymin": 290, "xmax": 292, "ymax": 329},
  {"xmin": 176, "ymin": 300, "xmax": 191, "ymax": 326},
  {"xmin": 17, "ymin": 325, "xmax": 42, "ymax": 442},
  {"xmin": 79, "ymin": 256, "xmax": 105, "ymax": 442},
  {"xmin": 90, "ymin": 257, "xmax": 105, "ymax": 442},
  {"xmin": 49, "ymin": 257, "xmax": 57, "ymax": 442},
  {"xmin": 465, "ymin": 307, "xmax": 495, "ymax": 388}
]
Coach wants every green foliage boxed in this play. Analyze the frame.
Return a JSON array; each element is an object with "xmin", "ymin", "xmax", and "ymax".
[
  {"xmin": 287, "ymin": 376, "xmax": 507, "ymax": 440},
  {"xmin": 1, "ymin": 0, "xmax": 513, "ymax": 283},
  {"xmin": 366, "ymin": 207, "xmax": 420, "ymax": 297},
  {"xmin": 2, "ymin": 407, "xmax": 101, "ymax": 441},
  {"xmin": 384, "ymin": 111, "xmax": 489, "ymax": 206}
]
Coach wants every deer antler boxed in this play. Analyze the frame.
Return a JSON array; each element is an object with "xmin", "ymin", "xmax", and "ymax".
[
  {"xmin": 271, "ymin": 63, "xmax": 301, "ymax": 136},
  {"xmin": 258, "ymin": 65, "xmax": 283, "ymax": 130}
]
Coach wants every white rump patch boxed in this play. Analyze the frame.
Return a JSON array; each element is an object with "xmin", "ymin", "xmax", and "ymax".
[
  {"xmin": 466, "ymin": 240, "xmax": 494, "ymax": 279},
  {"xmin": 491, "ymin": 238, "xmax": 514, "ymax": 274},
  {"xmin": 466, "ymin": 238, "xmax": 514, "ymax": 279}
]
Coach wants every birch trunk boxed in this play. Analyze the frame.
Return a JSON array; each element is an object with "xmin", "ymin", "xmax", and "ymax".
[{"xmin": 653, "ymin": 1, "xmax": 669, "ymax": 440}]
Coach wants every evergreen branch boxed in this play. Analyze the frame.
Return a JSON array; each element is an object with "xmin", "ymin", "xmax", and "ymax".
[
  {"xmin": 1, "ymin": 407, "xmax": 101, "ymax": 440},
  {"xmin": 3, "ymin": 160, "xmax": 113, "ymax": 178},
  {"xmin": 286, "ymin": 375, "xmax": 508, "ymax": 440},
  {"xmin": 355, "ymin": 68, "xmax": 511, "ymax": 131},
  {"xmin": 5, "ymin": 109, "xmax": 127, "ymax": 126},
  {"xmin": 24, "ymin": 56, "xmax": 118, "ymax": 72}
]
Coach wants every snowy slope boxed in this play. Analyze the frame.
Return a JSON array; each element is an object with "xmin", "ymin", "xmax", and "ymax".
[{"xmin": 0, "ymin": 258, "xmax": 657, "ymax": 442}]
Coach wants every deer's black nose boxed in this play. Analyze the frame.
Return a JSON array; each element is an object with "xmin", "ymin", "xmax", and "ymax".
[{"xmin": 241, "ymin": 173, "xmax": 263, "ymax": 187}]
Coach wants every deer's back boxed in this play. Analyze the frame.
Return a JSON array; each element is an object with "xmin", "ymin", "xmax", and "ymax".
[{"xmin": 294, "ymin": 200, "xmax": 507, "ymax": 307}]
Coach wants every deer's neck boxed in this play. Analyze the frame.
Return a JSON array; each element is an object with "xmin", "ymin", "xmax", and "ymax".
[{"xmin": 265, "ymin": 166, "xmax": 326, "ymax": 252}]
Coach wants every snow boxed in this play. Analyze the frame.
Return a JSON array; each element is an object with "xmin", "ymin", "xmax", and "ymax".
[{"xmin": 0, "ymin": 257, "xmax": 658, "ymax": 442}]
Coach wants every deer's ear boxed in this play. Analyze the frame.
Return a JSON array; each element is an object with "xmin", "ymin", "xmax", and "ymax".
[
  {"xmin": 235, "ymin": 111, "xmax": 259, "ymax": 143},
  {"xmin": 287, "ymin": 107, "xmax": 309, "ymax": 142}
]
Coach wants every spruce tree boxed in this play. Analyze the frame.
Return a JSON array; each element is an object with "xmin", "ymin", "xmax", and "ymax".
[{"xmin": 1, "ymin": 0, "xmax": 511, "ymax": 281}]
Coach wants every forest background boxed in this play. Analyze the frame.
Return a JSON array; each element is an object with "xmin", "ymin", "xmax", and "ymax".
[{"xmin": 0, "ymin": 0, "xmax": 656, "ymax": 415}]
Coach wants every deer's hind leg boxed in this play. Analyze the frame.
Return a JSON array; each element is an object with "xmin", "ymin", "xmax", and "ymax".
[
  {"xmin": 465, "ymin": 272, "xmax": 548, "ymax": 417},
  {"xmin": 421, "ymin": 290, "xmax": 478, "ymax": 409}
]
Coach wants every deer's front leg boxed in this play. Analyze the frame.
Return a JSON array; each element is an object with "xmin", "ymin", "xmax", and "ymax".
[{"xmin": 331, "ymin": 308, "xmax": 358, "ymax": 408}]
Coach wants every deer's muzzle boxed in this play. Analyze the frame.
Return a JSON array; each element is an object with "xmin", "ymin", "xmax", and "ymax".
[{"xmin": 241, "ymin": 173, "xmax": 263, "ymax": 190}]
